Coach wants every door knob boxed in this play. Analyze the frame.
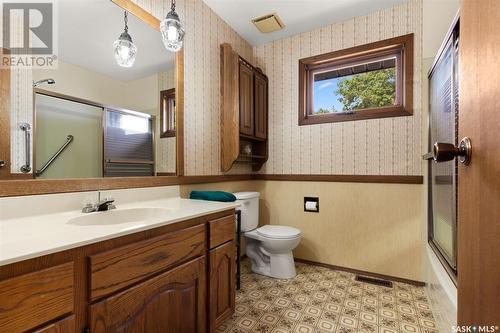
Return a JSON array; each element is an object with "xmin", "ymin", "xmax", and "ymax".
[
  {"xmin": 0, "ymin": 160, "xmax": 5, "ymax": 168},
  {"xmin": 423, "ymin": 137, "xmax": 471, "ymax": 165}
]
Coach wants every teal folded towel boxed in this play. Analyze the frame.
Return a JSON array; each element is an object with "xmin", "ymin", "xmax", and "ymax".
[{"xmin": 189, "ymin": 190, "xmax": 236, "ymax": 202}]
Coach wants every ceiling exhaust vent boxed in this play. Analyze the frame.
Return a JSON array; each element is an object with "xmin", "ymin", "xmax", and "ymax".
[{"xmin": 252, "ymin": 12, "xmax": 284, "ymax": 33}]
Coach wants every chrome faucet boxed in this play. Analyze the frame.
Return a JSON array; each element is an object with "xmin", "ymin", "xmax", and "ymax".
[{"xmin": 82, "ymin": 192, "xmax": 116, "ymax": 213}]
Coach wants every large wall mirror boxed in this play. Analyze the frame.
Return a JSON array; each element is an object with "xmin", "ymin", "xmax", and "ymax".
[{"xmin": 0, "ymin": 0, "xmax": 184, "ymax": 185}]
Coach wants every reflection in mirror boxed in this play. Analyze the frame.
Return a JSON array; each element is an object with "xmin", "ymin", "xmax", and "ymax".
[
  {"xmin": 13, "ymin": 0, "xmax": 177, "ymax": 179},
  {"xmin": 34, "ymin": 95, "xmax": 103, "ymax": 178}
]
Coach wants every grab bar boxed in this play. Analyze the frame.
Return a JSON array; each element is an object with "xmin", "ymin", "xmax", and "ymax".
[
  {"xmin": 36, "ymin": 135, "xmax": 74, "ymax": 176},
  {"xmin": 19, "ymin": 123, "xmax": 31, "ymax": 173}
]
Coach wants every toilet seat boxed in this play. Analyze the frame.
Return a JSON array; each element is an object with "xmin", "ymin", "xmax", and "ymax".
[{"xmin": 257, "ymin": 225, "xmax": 301, "ymax": 239}]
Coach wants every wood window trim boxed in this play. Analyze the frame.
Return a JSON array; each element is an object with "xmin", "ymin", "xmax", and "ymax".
[
  {"xmin": 298, "ymin": 33, "xmax": 414, "ymax": 125},
  {"xmin": 160, "ymin": 88, "xmax": 176, "ymax": 138}
]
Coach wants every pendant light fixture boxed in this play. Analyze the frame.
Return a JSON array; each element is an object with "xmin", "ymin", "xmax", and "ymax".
[
  {"xmin": 160, "ymin": 0, "xmax": 185, "ymax": 52},
  {"xmin": 114, "ymin": 11, "xmax": 137, "ymax": 68}
]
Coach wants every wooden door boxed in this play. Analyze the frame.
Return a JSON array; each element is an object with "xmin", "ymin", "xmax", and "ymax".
[
  {"xmin": 33, "ymin": 315, "xmax": 75, "ymax": 333},
  {"xmin": 209, "ymin": 241, "xmax": 235, "ymax": 332},
  {"xmin": 239, "ymin": 62, "xmax": 254, "ymax": 137},
  {"xmin": 458, "ymin": 0, "xmax": 500, "ymax": 325},
  {"xmin": 254, "ymin": 72, "xmax": 268, "ymax": 140},
  {"xmin": 0, "ymin": 53, "xmax": 10, "ymax": 179},
  {"xmin": 90, "ymin": 257, "xmax": 206, "ymax": 333}
]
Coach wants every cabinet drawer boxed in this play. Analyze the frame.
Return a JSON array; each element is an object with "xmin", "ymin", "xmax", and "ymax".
[
  {"xmin": 0, "ymin": 262, "xmax": 74, "ymax": 333},
  {"xmin": 209, "ymin": 215, "xmax": 235, "ymax": 249},
  {"xmin": 90, "ymin": 224, "xmax": 206, "ymax": 300}
]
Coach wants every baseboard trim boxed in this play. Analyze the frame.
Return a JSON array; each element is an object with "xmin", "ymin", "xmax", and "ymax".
[{"xmin": 294, "ymin": 258, "xmax": 425, "ymax": 287}]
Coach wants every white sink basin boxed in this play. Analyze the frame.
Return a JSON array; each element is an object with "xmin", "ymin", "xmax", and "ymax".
[{"xmin": 68, "ymin": 208, "xmax": 171, "ymax": 226}]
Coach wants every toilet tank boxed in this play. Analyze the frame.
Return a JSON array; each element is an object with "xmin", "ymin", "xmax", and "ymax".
[{"xmin": 234, "ymin": 192, "xmax": 260, "ymax": 232}]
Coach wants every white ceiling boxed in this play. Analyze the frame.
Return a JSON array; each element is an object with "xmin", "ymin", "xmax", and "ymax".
[
  {"xmin": 202, "ymin": 0, "xmax": 409, "ymax": 46},
  {"xmin": 58, "ymin": 0, "xmax": 175, "ymax": 81}
]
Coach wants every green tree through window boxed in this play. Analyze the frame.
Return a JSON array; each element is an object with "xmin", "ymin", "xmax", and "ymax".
[{"xmin": 336, "ymin": 68, "xmax": 396, "ymax": 111}]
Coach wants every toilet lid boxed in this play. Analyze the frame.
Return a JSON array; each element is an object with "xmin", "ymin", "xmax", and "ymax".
[{"xmin": 257, "ymin": 225, "xmax": 301, "ymax": 239}]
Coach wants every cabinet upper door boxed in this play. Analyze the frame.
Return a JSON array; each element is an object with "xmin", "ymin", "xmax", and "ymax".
[
  {"xmin": 239, "ymin": 62, "xmax": 254, "ymax": 136},
  {"xmin": 90, "ymin": 257, "xmax": 206, "ymax": 333},
  {"xmin": 254, "ymin": 72, "xmax": 268, "ymax": 140},
  {"xmin": 209, "ymin": 240, "xmax": 235, "ymax": 332}
]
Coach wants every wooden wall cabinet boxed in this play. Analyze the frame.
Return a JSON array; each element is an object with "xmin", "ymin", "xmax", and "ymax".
[
  {"xmin": 221, "ymin": 43, "xmax": 269, "ymax": 172},
  {"xmin": 0, "ymin": 209, "xmax": 236, "ymax": 333}
]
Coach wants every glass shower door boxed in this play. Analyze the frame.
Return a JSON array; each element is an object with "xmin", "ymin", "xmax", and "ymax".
[{"xmin": 427, "ymin": 25, "xmax": 459, "ymax": 273}]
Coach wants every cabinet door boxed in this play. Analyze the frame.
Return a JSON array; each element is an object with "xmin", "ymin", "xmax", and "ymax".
[
  {"xmin": 254, "ymin": 73, "xmax": 268, "ymax": 140},
  {"xmin": 33, "ymin": 315, "xmax": 75, "ymax": 333},
  {"xmin": 209, "ymin": 241, "xmax": 235, "ymax": 332},
  {"xmin": 239, "ymin": 62, "xmax": 254, "ymax": 136},
  {"xmin": 90, "ymin": 257, "xmax": 206, "ymax": 333}
]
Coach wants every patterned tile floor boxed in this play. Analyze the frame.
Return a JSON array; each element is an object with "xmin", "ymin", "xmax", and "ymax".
[{"xmin": 216, "ymin": 260, "xmax": 439, "ymax": 333}]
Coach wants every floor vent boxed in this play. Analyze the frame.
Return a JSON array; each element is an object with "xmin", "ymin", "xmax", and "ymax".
[{"xmin": 355, "ymin": 275, "xmax": 393, "ymax": 288}]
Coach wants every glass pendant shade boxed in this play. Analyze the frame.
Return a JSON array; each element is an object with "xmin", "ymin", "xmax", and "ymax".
[
  {"xmin": 114, "ymin": 12, "xmax": 137, "ymax": 68},
  {"xmin": 160, "ymin": 3, "xmax": 185, "ymax": 52}
]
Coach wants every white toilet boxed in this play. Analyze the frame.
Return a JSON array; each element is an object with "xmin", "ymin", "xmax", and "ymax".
[{"xmin": 234, "ymin": 192, "xmax": 301, "ymax": 279}]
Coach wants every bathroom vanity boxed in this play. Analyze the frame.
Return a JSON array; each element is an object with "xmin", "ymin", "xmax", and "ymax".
[{"xmin": 0, "ymin": 192, "xmax": 238, "ymax": 333}]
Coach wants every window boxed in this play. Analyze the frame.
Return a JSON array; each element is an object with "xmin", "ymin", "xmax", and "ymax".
[
  {"xmin": 299, "ymin": 34, "xmax": 413, "ymax": 125},
  {"xmin": 160, "ymin": 88, "xmax": 176, "ymax": 137}
]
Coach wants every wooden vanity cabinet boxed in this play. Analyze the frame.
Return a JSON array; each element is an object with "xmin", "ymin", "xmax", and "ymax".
[{"xmin": 0, "ymin": 209, "xmax": 236, "ymax": 333}]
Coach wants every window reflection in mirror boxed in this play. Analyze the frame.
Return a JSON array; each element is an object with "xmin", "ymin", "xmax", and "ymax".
[{"xmin": 160, "ymin": 88, "xmax": 176, "ymax": 138}]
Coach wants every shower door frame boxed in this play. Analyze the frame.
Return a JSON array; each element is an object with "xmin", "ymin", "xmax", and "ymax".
[
  {"xmin": 426, "ymin": 15, "xmax": 460, "ymax": 283},
  {"xmin": 32, "ymin": 88, "xmax": 157, "ymax": 178}
]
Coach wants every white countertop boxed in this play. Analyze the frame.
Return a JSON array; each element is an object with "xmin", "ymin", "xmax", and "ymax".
[{"xmin": 0, "ymin": 197, "xmax": 239, "ymax": 266}]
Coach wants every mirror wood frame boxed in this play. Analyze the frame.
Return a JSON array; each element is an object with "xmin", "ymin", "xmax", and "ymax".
[{"xmin": 0, "ymin": 0, "xmax": 185, "ymax": 196}]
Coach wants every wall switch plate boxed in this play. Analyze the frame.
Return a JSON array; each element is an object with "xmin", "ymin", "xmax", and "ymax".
[{"xmin": 304, "ymin": 197, "xmax": 319, "ymax": 213}]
